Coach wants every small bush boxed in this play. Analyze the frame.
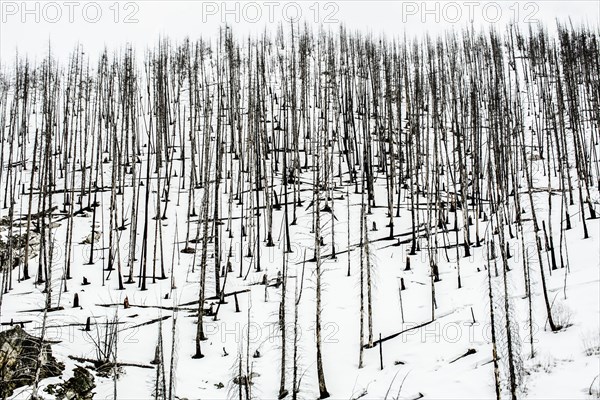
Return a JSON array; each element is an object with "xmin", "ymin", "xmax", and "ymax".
[
  {"xmin": 581, "ymin": 331, "xmax": 600, "ymax": 357},
  {"xmin": 551, "ymin": 301, "xmax": 573, "ymax": 330}
]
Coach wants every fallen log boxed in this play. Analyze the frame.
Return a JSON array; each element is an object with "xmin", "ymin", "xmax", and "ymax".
[
  {"xmin": 182, "ymin": 288, "xmax": 250, "ymax": 304},
  {"xmin": 449, "ymin": 348, "xmax": 477, "ymax": 363},
  {"xmin": 68, "ymin": 355, "xmax": 153, "ymax": 370},
  {"xmin": 96, "ymin": 303, "xmax": 194, "ymax": 312},
  {"xmin": 366, "ymin": 310, "xmax": 457, "ymax": 348},
  {"xmin": 366, "ymin": 320, "xmax": 434, "ymax": 348},
  {"xmin": 119, "ymin": 315, "xmax": 171, "ymax": 331}
]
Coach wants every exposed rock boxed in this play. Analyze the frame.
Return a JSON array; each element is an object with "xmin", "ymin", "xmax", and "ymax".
[
  {"xmin": 0, "ymin": 232, "xmax": 40, "ymax": 270},
  {"xmin": 233, "ymin": 371, "xmax": 260, "ymax": 386},
  {"xmin": 79, "ymin": 231, "xmax": 101, "ymax": 245},
  {"xmin": 0, "ymin": 325, "xmax": 64, "ymax": 398},
  {"xmin": 45, "ymin": 366, "xmax": 95, "ymax": 400}
]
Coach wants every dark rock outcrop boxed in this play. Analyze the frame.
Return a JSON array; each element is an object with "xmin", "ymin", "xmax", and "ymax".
[
  {"xmin": 45, "ymin": 366, "xmax": 96, "ymax": 400},
  {"xmin": 0, "ymin": 325, "xmax": 64, "ymax": 398}
]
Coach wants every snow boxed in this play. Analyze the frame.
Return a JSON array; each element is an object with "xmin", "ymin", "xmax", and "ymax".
[{"xmin": 1, "ymin": 22, "xmax": 599, "ymax": 400}]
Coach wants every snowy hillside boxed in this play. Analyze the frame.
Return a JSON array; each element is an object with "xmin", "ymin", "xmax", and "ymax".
[{"xmin": 0, "ymin": 21, "xmax": 598, "ymax": 400}]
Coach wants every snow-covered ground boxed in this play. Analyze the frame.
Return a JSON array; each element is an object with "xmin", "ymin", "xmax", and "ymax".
[{"xmin": 0, "ymin": 24, "xmax": 599, "ymax": 400}]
